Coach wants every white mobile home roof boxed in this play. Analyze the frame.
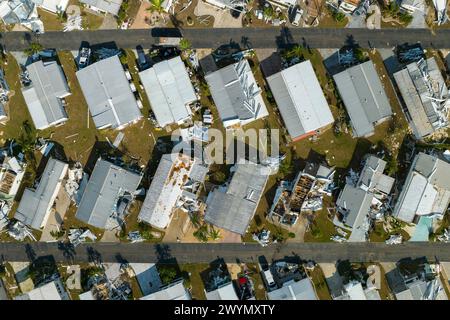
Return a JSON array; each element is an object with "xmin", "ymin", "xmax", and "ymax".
[
  {"xmin": 138, "ymin": 154, "xmax": 207, "ymax": 229},
  {"xmin": 15, "ymin": 279, "xmax": 69, "ymax": 300},
  {"xmin": 393, "ymin": 152, "xmax": 450, "ymax": 223},
  {"xmin": 140, "ymin": 280, "xmax": 191, "ymax": 300},
  {"xmin": 205, "ymin": 282, "xmax": 239, "ymax": 300},
  {"xmin": 333, "ymin": 61, "xmax": 392, "ymax": 137},
  {"xmin": 76, "ymin": 55, "xmax": 142, "ymax": 130},
  {"xmin": 204, "ymin": 162, "xmax": 270, "ymax": 235},
  {"xmin": 75, "ymin": 159, "xmax": 142, "ymax": 229},
  {"xmin": 14, "ymin": 158, "xmax": 68, "ymax": 230},
  {"xmin": 205, "ymin": 59, "xmax": 268, "ymax": 127},
  {"xmin": 267, "ymin": 278, "xmax": 317, "ymax": 300},
  {"xmin": 139, "ymin": 56, "xmax": 196, "ymax": 127},
  {"xmin": 37, "ymin": 0, "xmax": 69, "ymax": 13},
  {"xmin": 79, "ymin": 0, "xmax": 123, "ymax": 15},
  {"xmin": 22, "ymin": 60, "xmax": 70, "ymax": 130},
  {"xmin": 267, "ymin": 60, "xmax": 334, "ymax": 139},
  {"xmin": 393, "ymin": 57, "xmax": 448, "ymax": 139}
]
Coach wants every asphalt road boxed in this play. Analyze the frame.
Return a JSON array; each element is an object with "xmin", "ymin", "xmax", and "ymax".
[
  {"xmin": 1, "ymin": 28, "xmax": 449, "ymax": 51},
  {"xmin": 0, "ymin": 242, "xmax": 448, "ymax": 264}
]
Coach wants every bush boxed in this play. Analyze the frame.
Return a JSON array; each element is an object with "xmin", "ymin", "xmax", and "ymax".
[
  {"xmin": 158, "ymin": 266, "xmax": 178, "ymax": 285},
  {"xmin": 399, "ymin": 12, "xmax": 413, "ymax": 24},
  {"xmin": 212, "ymin": 171, "xmax": 227, "ymax": 184},
  {"xmin": 288, "ymin": 232, "xmax": 296, "ymax": 238}
]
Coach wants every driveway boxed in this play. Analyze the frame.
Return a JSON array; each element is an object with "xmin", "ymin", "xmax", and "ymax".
[
  {"xmin": 194, "ymin": 1, "xmax": 242, "ymax": 28},
  {"xmin": 99, "ymin": 13, "xmax": 118, "ymax": 30},
  {"xmin": 407, "ymin": 0, "xmax": 427, "ymax": 29},
  {"xmin": 40, "ymin": 187, "xmax": 71, "ymax": 242},
  {"xmin": 366, "ymin": 5, "xmax": 381, "ymax": 29}
]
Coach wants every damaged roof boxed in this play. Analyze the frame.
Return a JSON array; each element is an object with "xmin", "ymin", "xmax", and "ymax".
[
  {"xmin": 75, "ymin": 159, "xmax": 142, "ymax": 229},
  {"xmin": 204, "ymin": 162, "xmax": 270, "ymax": 235}
]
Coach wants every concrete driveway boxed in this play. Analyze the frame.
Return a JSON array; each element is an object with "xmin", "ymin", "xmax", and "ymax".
[
  {"xmin": 40, "ymin": 187, "xmax": 71, "ymax": 242},
  {"xmin": 194, "ymin": 1, "xmax": 242, "ymax": 28},
  {"xmin": 407, "ymin": 0, "xmax": 427, "ymax": 29},
  {"xmin": 366, "ymin": 5, "xmax": 381, "ymax": 29}
]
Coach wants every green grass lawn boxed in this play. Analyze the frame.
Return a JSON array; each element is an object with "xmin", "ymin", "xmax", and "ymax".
[
  {"xmin": 303, "ymin": 198, "xmax": 337, "ymax": 242},
  {"xmin": 369, "ymin": 221, "xmax": 411, "ymax": 242},
  {"xmin": 37, "ymin": 8, "xmax": 64, "ymax": 31},
  {"xmin": 307, "ymin": 266, "xmax": 332, "ymax": 300},
  {"xmin": 81, "ymin": 11, "xmax": 104, "ymax": 30},
  {"xmin": 179, "ymin": 263, "xmax": 208, "ymax": 300}
]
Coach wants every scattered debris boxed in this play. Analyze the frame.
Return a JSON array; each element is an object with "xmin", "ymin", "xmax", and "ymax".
[
  {"xmin": 437, "ymin": 228, "xmax": 450, "ymax": 243},
  {"xmin": 65, "ymin": 162, "xmax": 88, "ymax": 205},
  {"xmin": 68, "ymin": 228, "xmax": 97, "ymax": 246},
  {"xmin": 8, "ymin": 221, "xmax": 36, "ymax": 241},
  {"xmin": 385, "ymin": 234, "xmax": 403, "ymax": 245},
  {"xmin": 127, "ymin": 231, "xmax": 144, "ymax": 243},
  {"xmin": 252, "ymin": 229, "xmax": 271, "ymax": 247},
  {"xmin": 330, "ymin": 235, "xmax": 347, "ymax": 243},
  {"xmin": 63, "ymin": 15, "xmax": 83, "ymax": 32}
]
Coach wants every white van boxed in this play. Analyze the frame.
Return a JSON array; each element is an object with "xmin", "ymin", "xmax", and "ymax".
[{"xmin": 292, "ymin": 8, "xmax": 304, "ymax": 26}]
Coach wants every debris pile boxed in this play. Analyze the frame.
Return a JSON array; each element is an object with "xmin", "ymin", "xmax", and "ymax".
[
  {"xmin": 269, "ymin": 162, "xmax": 335, "ymax": 226},
  {"xmin": 68, "ymin": 228, "xmax": 97, "ymax": 247},
  {"xmin": 127, "ymin": 231, "xmax": 144, "ymax": 243},
  {"xmin": 8, "ymin": 221, "xmax": 36, "ymax": 241},
  {"xmin": 437, "ymin": 229, "xmax": 450, "ymax": 243},
  {"xmin": 252, "ymin": 229, "xmax": 270, "ymax": 247},
  {"xmin": 385, "ymin": 234, "xmax": 403, "ymax": 245},
  {"xmin": 65, "ymin": 162, "xmax": 88, "ymax": 205},
  {"xmin": 63, "ymin": 15, "xmax": 83, "ymax": 32}
]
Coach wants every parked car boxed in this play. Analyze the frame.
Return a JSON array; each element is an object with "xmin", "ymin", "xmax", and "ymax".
[{"xmin": 291, "ymin": 8, "xmax": 304, "ymax": 26}]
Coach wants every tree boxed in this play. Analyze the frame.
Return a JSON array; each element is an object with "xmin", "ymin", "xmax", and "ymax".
[
  {"xmin": 24, "ymin": 42, "xmax": 43, "ymax": 56},
  {"xmin": 17, "ymin": 120, "xmax": 37, "ymax": 170},
  {"xmin": 158, "ymin": 266, "xmax": 178, "ymax": 284},
  {"xmin": 147, "ymin": 0, "xmax": 167, "ymax": 22},
  {"xmin": 278, "ymin": 158, "xmax": 293, "ymax": 178},
  {"xmin": 189, "ymin": 212, "xmax": 201, "ymax": 229},
  {"xmin": 193, "ymin": 224, "xmax": 209, "ymax": 242},
  {"xmin": 212, "ymin": 171, "xmax": 226, "ymax": 184},
  {"xmin": 208, "ymin": 225, "xmax": 221, "ymax": 241},
  {"xmin": 287, "ymin": 45, "xmax": 303, "ymax": 59},
  {"xmin": 179, "ymin": 38, "xmax": 191, "ymax": 51},
  {"xmin": 263, "ymin": 6, "xmax": 274, "ymax": 19}
]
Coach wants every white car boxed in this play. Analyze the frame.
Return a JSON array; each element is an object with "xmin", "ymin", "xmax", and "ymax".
[{"xmin": 292, "ymin": 8, "xmax": 304, "ymax": 26}]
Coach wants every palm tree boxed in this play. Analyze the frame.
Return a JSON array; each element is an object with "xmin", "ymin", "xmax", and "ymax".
[
  {"xmin": 287, "ymin": 45, "xmax": 303, "ymax": 59},
  {"xmin": 147, "ymin": 0, "xmax": 167, "ymax": 23},
  {"xmin": 17, "ymin": 120, "xmax": 37, "ymax": 170},
  {"xmin": 208, "ymin": 225, "xmax": 221, "ymax": 241},
  {"xmin": 263, "ymin": 6, "xmax": 274, "ymax": 20},
  {"xmin": 189, "ymin": 212, "xmax": 201, "ymax": 229},
  {"xmin": 24, "ymin": 42, "xmax": 43, "ymax": 57}
]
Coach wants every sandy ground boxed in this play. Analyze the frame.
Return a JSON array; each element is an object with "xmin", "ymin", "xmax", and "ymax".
[
  {"xmin": 130, "ymin": 1, "xmax": 167, "ymax": 29},
  {"xmin": 101, "ymin": 229, "xmax": 120, "ymax": 242},
  {"xmin": 163, "ymin": 209, "xmax": 191, "ymax": 242},
  {"xmin": 194, "ymin": 0, "xmax": 242, "ymax": 28}
]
